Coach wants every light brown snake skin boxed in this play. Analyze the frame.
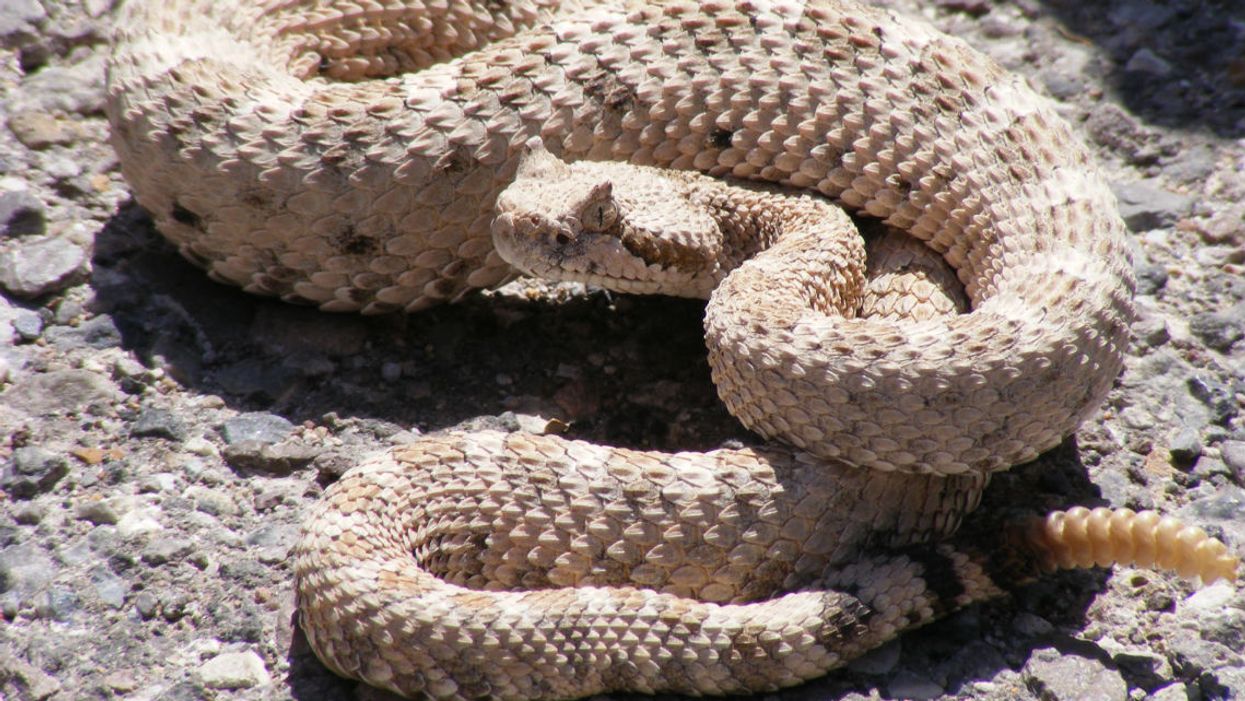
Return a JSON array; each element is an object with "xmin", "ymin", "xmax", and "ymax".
[{"xmin": 106, "ymin": 0, "xmax": 1238, "ymax": 699}]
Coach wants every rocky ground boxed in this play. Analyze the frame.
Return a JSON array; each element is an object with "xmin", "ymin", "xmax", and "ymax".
[{"xmin": 1, "ymin": 0, "xmax": 1244, "ymax": 700}]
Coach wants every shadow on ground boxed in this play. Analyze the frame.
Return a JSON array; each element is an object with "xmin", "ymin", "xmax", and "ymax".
[{"xmin": 1033, "ymin": 0, "xmax": 1245, "ymax": 137}]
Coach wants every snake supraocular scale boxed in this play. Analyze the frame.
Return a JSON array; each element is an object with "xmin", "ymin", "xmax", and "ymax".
[{"xmin": 105, "ymin": 0, "xmax": 1238, "ymax": 699}]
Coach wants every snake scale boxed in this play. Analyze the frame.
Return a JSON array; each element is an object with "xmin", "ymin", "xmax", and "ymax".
[{"xmin": 105, "ymin": 0, "xmax": 1239, "ymax": 699}]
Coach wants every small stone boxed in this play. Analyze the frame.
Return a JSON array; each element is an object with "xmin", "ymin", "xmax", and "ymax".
[
  {"xmin": 103, "ymin": 670, "xmax": 139, "ymax": 693},
  {"xmin": 13, "ymin": 55, "xmax": 107, "ymax": 116},
  {"xmin": 1023, "ymin": 647, "xmax": 1128, "ymax": 701},
  {"xmin": 1220, "ymin": 441, "xmax": 1245, "ymax": 482},
  {"xmin": 142, "ymin": 537, "xmax": 194, "ymax": 566},
  {"xmin": 131, "ymin": 408, "xmax": 188, "ymax": 441},
  {"xmin": 0, "ymin": 189, "xmax": 45, "ymax": 238},
  {"xmin": 1124, "ymin": 48, "xmax": 1173, "ymax": 77},
  {"xmin": 198, "ymin": 651, "xmax": 271, "ymax": 690},
  {"xmin": 0, "ymin": 236, "xmax": 88, "ymax": 298},
  {"xmin": 11, "ymin": 308, "xmax": 43, "ymax": 340},
  {"xmin": 220, "ymin": 413, "xmax": 294, "ymax": 445},
  {"xmin": 44, "ymin": 314, "xmax": 123, "ymax": 351},
  {"xmin": 133, "ymin": 590, "xmax": 158, "ymax": 619},
  {"xmin": 33, "ymin": 586, "xmax": 80, "ymax": 621},
  {"xmin": 76, "ymin": 497, "xmax": 124, "ymax": 525},
  {"xmin": 1111, "ymin": 180, "xmax": 1194, "ymax": 232},
  {"xmin": 1187, "ymin": 375, "xmax": 1238, "ymax": 424},
  {"xmin": 116, "ymin": 507, "xmax": 163, "ymax": 537},
  {"xmin": 0, "ymin": 543, "xmax": 54, "ymax": 600},
  {"xmin": 12, "ymin": 502, "xmax": 44, "ymax": 524},
  {"xmin": 1189, "ymin": 307, "xmax": 1244, "ymax": 352},
  {"xmin": 5, "ymin": 112, "xmax": 77, "ymax": 149},
  {"xmin": 1169, "ymin": 427, "xmax": 1203, "ymax": 465},
  {"xmin": 1134, "ymin": 263, "xmax": 1168, "ymax": 296},
  {"xmin": 0, "ymin": 649, "xmax": 60, "ymax": 701},
  {"xmin": 0, "ymin": 0, "xmax": 45, "ymax": 39},
  {"xmin": 184, "ymin": 486, "xmax": 239, "ymax": 517},
  {"xmin": 887, "ymin": 671, "xmax": 945, "ymax": 700},
  {"xmin": 222, "ymin": 440, "xmax": 320, "ymax": 474},
  {"xmin": 1, "ymin": 446, "xmax": 69, "ymax": 498},
  {"xmin": 89, "ymin": 565, "xmax": 127, "ymax": 609}
]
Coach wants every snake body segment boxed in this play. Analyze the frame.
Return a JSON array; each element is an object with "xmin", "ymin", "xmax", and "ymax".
[{"xmin": 104, "ymin": 0, "xmax": 1237, "ymax": 699}]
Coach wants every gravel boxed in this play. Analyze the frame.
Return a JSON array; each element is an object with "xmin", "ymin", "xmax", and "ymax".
[{"xmin": 1, "ymin": 1, "xmax": 1243, "ymax": 700}]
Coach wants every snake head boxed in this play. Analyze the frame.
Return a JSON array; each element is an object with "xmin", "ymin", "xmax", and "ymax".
[{"xmin": 493, "ymin": 143, "xmax": 723, "ymax": 298}]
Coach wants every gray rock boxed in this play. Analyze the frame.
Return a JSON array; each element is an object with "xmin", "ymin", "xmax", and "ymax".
[
  {"xmin": 184, "ymin": 486, "xmax": 239, "ymax": 517},
  {"xmin": 142, "ymin": 537, "xmax": 194, "ymax": 566},
  {"xmin": 1187, "ymin": 375, "xmax": 1238, "ymax": 424},
  {"xmin": 131, "ymin": 409, "xmax": 188, "ymax": 442},
  {"xmin": 12, "ymin": 54, "xmax": 107, "ymax": 115},
  {"xmin": 0, "ymin": 0, "xmax": 45, "ymax": 39},
  {"xmin": 133, "ymin": 591, "xmax": 158, "ymax": 620},
  {"xmin": 89, "ymin": 565, "xmax": 127, "ymax": 608},
  {"xmin": 198, "ymin": 650, "xmax": 271, "ymax": 690},
  {"xmin": 0, "ymin": 543, "xmax": 54, "ymax": 599},
  {"xmin": 1, "ymin": 446, "xmax": 68, "ymax": 498},
  {"xmin": 1111, "ymin": 180, "xmax": 1193, "ymax": 232},
  {"xmin": 44, "ymin": 314, "xmax": 122, "ymax": 350},
  {"xmin": 1209, "ymin": 666, "xmax": 1245, "ymax": 699},
  {"xmin": 1124, "ymin": 48, "xmax": 1173, "ymax": 77},
  {"xmin": 0, "ymin": 648, "xmax": 60, "ymax": 701},
  {"xmin": 4, "ymin": 111, "xmax": 80, "ymax": 149},
  {"xmin": 886, "ymin": 671, "xmax": 944, "ymax": 700},
  {"xmin": 1022, "ymin": 647, "xmax": 1127, "ymax": 701},
  {"xmin": 219, "ymin": 412, "xmax": 294, "ymax": 446},
  {"xmin": 0, "ymin": 189, "xmax": 45, "ymax": 238},
  {"xmin": 1134, "ymin": 262, "xmax": 1168, "ymax": 296},
  {"xmin": 0, "ymin": 236, "xmax": 88, "ymax": 298},
  {"xmin": 222, "ymin": 440, "xmax": 320, "ymax": 474},
  {"xmin": 76, "ymin": 498, "xmax": 123, "ymax": 526},
  {"xmin": 1189, "ymin": 306, "xmax": 1244, "ymax": 352},
  {"xmin": 32, "ymin": 586, "xmax": 80, "ymax": 621},
  {"xmin": 1220, "ymin": 441, "xmax": 1245, "ymax": 483},
  {"xmin": 11, "ymin": 308, "xmax": 43, "ymax": 340},
  {"xmin": 1169, "ymin": 427, "xmax": 1202, "ymax": 465}
]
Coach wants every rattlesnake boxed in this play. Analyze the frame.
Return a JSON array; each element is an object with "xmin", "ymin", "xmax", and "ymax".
[{"xmin": 105, "ymin": 0, "xmax": 1239, "ymax": 699}]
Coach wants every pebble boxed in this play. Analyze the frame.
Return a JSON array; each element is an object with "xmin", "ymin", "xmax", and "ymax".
[
  {"xmin": 89, "ymin": 565, "xmax": 127, "ymax": 608},
  {"xmin": 5, "ymin": 112, "xmax": 81, "ymax": 150},
  {"xmin": 220, "ymin": 413, "xmax": 295, "ymax": 446},
  {"xmin": 115, "ymin": 507, "xmax": 163, "ymax": 538},
  {"xmin": 1124, "ymin": 48, "xmax": 1173, "ymax": 77},
  {"xmin": 12, "ymin": 55, "xmax": 107, "ymax": 115},
  {"xmin": 1186, "ymin": 374, "xmax": 1238, "ymax": 424},
  {"xmin": 0, "ymin": 235, "xmax": 88, "ymax": 298},
  {"xmin": 1168, "ymin": 427, "xmax": 1202, "ymax": 465},
  {"xmin": 1133, "ymin": 262, "xmax": 1168, "ymax": 296},
  {"xmin": 75, "ymin": 497, "xmax": 126, "ymax": 526},
  {"xmin": 0, "ymin": 188, "xmax": 45, "ymax": 237},
  {"xmin": 0, "ymin": 0, "xmax": 46, "ymax": 39},
  {"xmin": 1111, "ymin": 180, "xmax": 1193, "ymax": 232},
  {"xmin": 886, "ymin": 671, "xmax": 944, "ymax": 700},
  {"xmin": 1220, "ymin": 441, "xmax": 1245, "ymax": 482},
  {"xmin": 222, "ymin": 441, "xmax": 320, "ymax": 474},
  {"xmin": 142, "ymin": 537, "xmax": 194, "ymax": 566},
  {"xmin": 131, "ymin": 408, "xmax": 188, "ymax": 441},
  {"xmin": 198, "ymin": 650, "xmax": 271, "ymax": 690},
  {"xmin": 0, "ymin": 543, "xmax": 55, "ymax": 600},
  {"xmin": 184, "ymin": 486, "xmax": 240, "ymax": 517},
  {"xmin": 1189, "ymin": 306, "xmax": 1244, "ymax": 352},
  {"xmin": 0, "ymin": 649, "xmax": 60, "ymax": 701},
  {"xmin": 11, "ymin": 308, "xmax": 44, "ymax": 340},
  {"xmin": 1, "ymin": 446, "xmax": 69, "ymax": 498},
  {"xmin": 44, "ymin": 313, "xmax": 123, "ymax": 350},
  {"xmin": 1022, "ymin": 647, "xmax": 1128, "ymax": 701}
]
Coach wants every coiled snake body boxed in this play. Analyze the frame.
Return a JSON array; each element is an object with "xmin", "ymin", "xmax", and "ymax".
[{"xmin": 106, "ymin": 0, "xmax": 1237, "ymax": 699}]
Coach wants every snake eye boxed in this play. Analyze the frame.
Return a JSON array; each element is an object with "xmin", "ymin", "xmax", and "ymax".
[
  {"xmin": 577, "ymin": 182, "xmax": 617, "ymax": 233},
  {"xmin": 555, "ymin": 232, "xmax": 571, "ymax": 246}
]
